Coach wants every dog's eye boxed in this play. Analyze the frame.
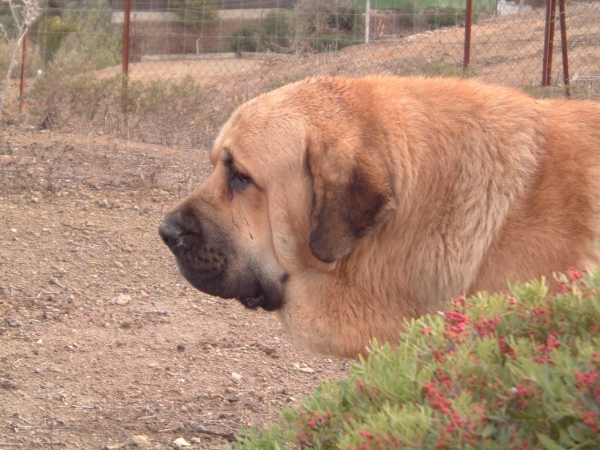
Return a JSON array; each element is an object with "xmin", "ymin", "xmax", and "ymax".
[{"xmin": 230, "ymin": 169, "xmax": 252, "ymax": 190}]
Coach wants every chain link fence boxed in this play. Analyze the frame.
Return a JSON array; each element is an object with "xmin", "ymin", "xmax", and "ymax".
[{"xmin": 1, "ymin": 0, "xmax": 599, "ymax": 143}]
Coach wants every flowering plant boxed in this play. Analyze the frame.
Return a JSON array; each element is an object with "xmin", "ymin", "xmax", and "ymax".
[{"xmin": 235, "ymin": 267, "xmax": 600, "ymax": 449}]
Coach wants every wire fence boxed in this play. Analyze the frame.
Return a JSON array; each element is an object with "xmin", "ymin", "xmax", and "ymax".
[{"xmin": 1, "ymin": 0, "xmax": 599, "ymax": 143}]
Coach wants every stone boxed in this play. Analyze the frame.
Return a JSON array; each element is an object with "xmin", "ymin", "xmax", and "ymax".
[
  {"xmin": 127, "ymin": 435, "xmax": 150, "ymax": 448},
  {"xmin": 112, "ymin": 294, "xmax": 131, "ymax": 305}
]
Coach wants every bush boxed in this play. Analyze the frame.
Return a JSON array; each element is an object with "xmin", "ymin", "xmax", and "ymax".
[
  {"xmin": 49, "ymin": 0, "xmax": 121, "ymax": 70},
  {"xmin": 235, "ymin": 268, "xmax": 600, "ymax": 449},
  {"xmin": 25, "ymin": 72, "xmax": 220, "ymax": 146},
  {"xmin": 229, "ymin": 10, "xmax": 294, "ymax": 54},
  {"xmin": 396, "ymin": 0, "xmax": 425, "ymax": 27},
  {"xmin": 229, "ymin": 6, "xmax": 363, "ymax": 55},
  {"xmin": 37, "ymin": 15, "xmax": 78, "ymax": 64},
  {"xmin": 326, "ymin": 3, "xmax": 363, "ymax": 33},
  {"xmin": 0, "ymin": 1, "xmax": 18, "ymax": 38},
  {"xmin": 294, "ymin": 0, "xmax": 361, "ymax": 35},
  {"xmin": 292, "ymin": 0, "xmax": 364, "ymax": 53},
  {"xmin": 262, "ymin": 9, "xmax": 293, "ymax": 51},
  {"xmin": 171, "ymin": 0, "xmax": 218, "ymax": 32},
  {"xmin": 311, "ymin": 33, "xmax": 363, "ymax": 53},
  {"xmin": 426, "ymin": 6, "xmax": 466, "ymax": 30},
  {"xmin": 229, "ymin": 24, "xmax": 261, "ymax": 54}
]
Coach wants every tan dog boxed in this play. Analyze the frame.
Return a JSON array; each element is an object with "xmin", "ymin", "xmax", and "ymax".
[{"xmin": 159, "ymin": 76, "xmax": 600, "ymax": 358}]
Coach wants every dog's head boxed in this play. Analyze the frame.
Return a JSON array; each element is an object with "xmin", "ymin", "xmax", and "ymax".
[{"xmin": 159, "ymin": 77, "xmax": 396, "ymax": 312}]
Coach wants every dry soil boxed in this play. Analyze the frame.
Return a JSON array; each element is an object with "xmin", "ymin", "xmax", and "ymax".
[{"xmin": 0, "ymin": 128, "xmax": 349, "ymax": 449}]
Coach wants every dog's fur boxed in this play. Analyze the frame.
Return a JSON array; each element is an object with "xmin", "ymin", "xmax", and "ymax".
[{"xmin": 159, "ymin": 75, "xmax": 600, "ymax": 358}]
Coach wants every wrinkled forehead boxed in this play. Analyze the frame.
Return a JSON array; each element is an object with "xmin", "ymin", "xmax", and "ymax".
[{"xmin": 210, "ymin": 100, "xmax": 307, "ymax": 171}]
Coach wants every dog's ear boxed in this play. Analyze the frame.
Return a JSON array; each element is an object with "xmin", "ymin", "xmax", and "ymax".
[{"xmin": 307, "ymin": 139, "xmax": 397, "ymax": 263}]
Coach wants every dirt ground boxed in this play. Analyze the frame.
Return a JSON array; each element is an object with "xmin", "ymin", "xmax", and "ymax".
[{"xmin": 0, "ymin": 128, "xmax": 350, "ymax": 449}]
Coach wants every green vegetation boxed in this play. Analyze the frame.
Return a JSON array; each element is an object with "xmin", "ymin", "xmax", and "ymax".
[
  {"xmin": 396, "ymin": 0, "xmax": 425, "ymax": 26},
  {"xmin": 235, "ymin": 268, "xmax": 600, "ymax": 449},
  {"xmin": 352, "ymin": 0, "xmax": 496, "ymax": 31},
  {"xmin": 229, "ymin": 10, "xmax": 294, "ymax": 54},
  {"xmin": 171, "ymin": 0, "xmax": 218, "ymax": 31},
  {"xmin": 355, "ymin": 0, "xmax": 496, "ymax": 13},
  {"xmin": 0, "ymin": 0, "xmax": 18, "ymax": 38},
  {"xmin": 37, "ymin": 15, "xmax": 78, "ymax": 64},
  {"xmin": 57, "ymin": 0, "xmax": 121, "ymax": 70},
  {"xmin": 426, "ymin": 6, "xmax": 466, "ymax": 29},
  {"xmin": 523, "ymin": 84, "xmax": 599, "ymax": 101},
  {"xmin": 294, "ymin": 0, "xmax": 364, "ymax": 53},
  {"xmin": 229, "ymin": 5, "xmax": 363, "ymax": 55},
  {"xmin": 394, "ymin": 58, "xmax": 476, "ymax": 77}
]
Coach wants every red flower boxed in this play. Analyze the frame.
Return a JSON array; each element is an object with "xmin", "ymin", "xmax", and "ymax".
[
  {"xmin": 358, "ymin": 430, "xmax": 374, "ymax": 439},
  {"xmin": 565, "ymin": 267, "xmax": 583, "ymax": 281}
]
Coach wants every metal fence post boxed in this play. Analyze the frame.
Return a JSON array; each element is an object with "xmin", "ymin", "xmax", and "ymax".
[
  {"xmin": 558, "ymin": 0, "xmax": 570, "ymax": 96},
  {"xmin": 463, "ymin": 0, "xmax": 473, "ymax": 70},
  {"xmin": 122, "ymin": 0, "xmax": 131, "ymax": 114},
  {"xmin": 542, "ymin": 0, "xmax": 557, "ymax": 87},
  {"xmin": 365, "ymin": 0, "xmax": 370, "ymax": 44}
]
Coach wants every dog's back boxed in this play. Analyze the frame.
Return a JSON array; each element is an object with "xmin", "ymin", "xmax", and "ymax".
[{"xmin": 469, "ymin": 96, "xmax": 600, "ymax": 295}]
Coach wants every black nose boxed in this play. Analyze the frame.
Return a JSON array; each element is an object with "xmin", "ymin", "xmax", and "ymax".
[{"xmin": 159, "ymin": 214, "xmax": 184, "ymax": 250}]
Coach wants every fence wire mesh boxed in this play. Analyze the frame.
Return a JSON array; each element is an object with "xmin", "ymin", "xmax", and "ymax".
[{"xmin": 1, "ymin": 0, "xmax": 599, "ymax": 143}]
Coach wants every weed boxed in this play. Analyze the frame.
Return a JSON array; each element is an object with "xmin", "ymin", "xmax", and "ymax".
[
  {"xmin": 394, "ymin": 57, "xmax": 476, "ymax": 78},
  {"xmin": 523, "ymin": 82, "xmax": 600, "ymax": 100},
  {"xmin": 25, "ymin": 72, "xmax": 223, "ymax": 148}
]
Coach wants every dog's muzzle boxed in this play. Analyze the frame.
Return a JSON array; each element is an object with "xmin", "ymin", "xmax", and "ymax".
[
  {"xmin": 159, "ymin": 211, "xmax": 228, "ymax": 287},
  {"xmin": 159, "ymin": 210, "xmax": 284, "ymax": 311}
]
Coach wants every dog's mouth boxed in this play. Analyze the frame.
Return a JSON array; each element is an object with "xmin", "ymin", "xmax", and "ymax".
[
  {"xmin": 239, "ymin": 292, "xmax": 281, "ymax": 311},
  {"xmin": 159, "ymin": 216, "xmax": 286, "ymax": 312},
  {"xmin": 240, "ymin": 293, "xmax": 266, "ymax": 309}
]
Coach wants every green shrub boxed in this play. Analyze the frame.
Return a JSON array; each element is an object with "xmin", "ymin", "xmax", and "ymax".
[
  {"xmin": 312, "ymin": 33, "xmax": 363, "ymax": 53},
  {"xmin": 229, "ymin": 8, "xmax": 362, "ymax": 55},
  {"xmin": 426, "ymin": 6, "xmax": 466, "ymax": 30},
  {"xmin": 235, "ymin": 267, "xmax": 600, "ymax": 449},
  {"xmin": 229, "ymin": 10, "xmax": 293, "ymax": 54},
  {"xmin": 229, "ymin": 24, "xmax": 261, "ymax": 54},
  {"xmin": 0, "ymin": 1, "xmax": 18, "ymax": 38},
  {"xmin": 262, "ymin": 9, "xmax": 293, "ymax": 51},
  {"xmin": 326, "ymin": 3, "xmax": 363, "ymax": 33},
  {"xmin": 293, "ymin": 0, "xmax": 364, "ymax": 53},
  {"xmin": 37, "ymin": 15, "xmax": 78, "ymax": 64},
  {"xmin": 396, "ymin": 0, "xmax": 425, "ymax": 27},
  {"xmin": 171, "ymin": 0, "xmax": 218, "ymax": 31},
  {"xmin": 51, "ymin": 0, "xmax": 120, "ymax": 70}
]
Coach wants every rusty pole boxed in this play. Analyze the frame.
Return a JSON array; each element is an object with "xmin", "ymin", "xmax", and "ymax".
[
  {"xmin": 542, "ymin": 0, "xmax": 557, "ymax": 86},
  {"xmin": 122, "ymin": 0, "xmax": 131, "ymax": 113},
  {"xmin": 546, "ymin": 0, "xmax": 557, "ymax": 84},
  {"xmin": 365, "ymin": 0, "xmax": 370, "ymax": 44},
  {"xmin": 19, "ymin": 28, "xmax": 29, "ymax": 114},
  {"xmin": 463, "ymin": 0, "xmax": 473, "ymax": 70},
  {"xmin": 558, "ymin": 0, "xmax": 570, "ymax": 96}
]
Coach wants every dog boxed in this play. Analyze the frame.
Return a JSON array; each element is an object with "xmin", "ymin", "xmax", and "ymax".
[{"xmin": 159, "ymin": 75, "xmax": 600, "ymax": 358}]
